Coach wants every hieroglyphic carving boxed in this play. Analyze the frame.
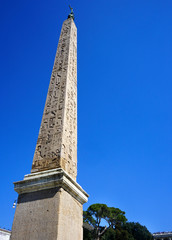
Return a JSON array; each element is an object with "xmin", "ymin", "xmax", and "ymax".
[
  {"xmin": 31, "ymin": 18, "xmax": 77, "ymax": 180},
  {"xmin": 61, "ymin": 21, "xmax": 77, "ymax": 179}
]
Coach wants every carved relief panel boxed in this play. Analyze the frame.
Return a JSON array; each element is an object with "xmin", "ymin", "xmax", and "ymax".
[{"xmin": 32, "ymin": 19, "xmax": 77, "ymax": 180}]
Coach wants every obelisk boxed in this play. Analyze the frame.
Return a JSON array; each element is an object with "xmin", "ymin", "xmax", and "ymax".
[{"xmin": 11, "ymin": 8, "xmax": 88, "ymax": 240}]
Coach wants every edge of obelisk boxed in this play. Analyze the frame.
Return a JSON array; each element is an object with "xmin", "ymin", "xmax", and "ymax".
[{"xmin": 13, "ymin": 168, "xmax": 89, "ymax": 205}]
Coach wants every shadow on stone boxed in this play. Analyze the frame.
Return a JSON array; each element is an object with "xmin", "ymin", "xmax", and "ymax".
[{"xmin": 18, "ymin": 187, "xmax": 60, "ymax": 204}]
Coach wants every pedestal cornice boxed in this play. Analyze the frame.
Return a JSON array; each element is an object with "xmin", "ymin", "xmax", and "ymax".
[{"xmin": 14, "ymin": 168, "xmax": 89, "ymax": 205}]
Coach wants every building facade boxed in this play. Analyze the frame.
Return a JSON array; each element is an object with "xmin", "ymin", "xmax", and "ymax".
[
  {"xmin": 153, "ymin": 232, "xmax": 172, "ymax": 240},
  {"xmin": 0, "ymin": 229, "xmax": 11, "ymax": 240}
]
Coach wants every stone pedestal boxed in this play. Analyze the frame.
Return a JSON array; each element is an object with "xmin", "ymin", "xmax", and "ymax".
[{"xmin": 11, "ymin": 169, "xmax": 88, "ymax": 240}]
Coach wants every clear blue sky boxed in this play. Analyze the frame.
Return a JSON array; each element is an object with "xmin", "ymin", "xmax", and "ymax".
[{"xmin": 0, "ymin": 0, "xmax": 171, "ymax": 234}]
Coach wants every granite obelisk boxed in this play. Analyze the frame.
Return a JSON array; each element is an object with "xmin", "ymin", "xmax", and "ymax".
[{"xmin": 11, "ymin": 9, "xmax": 88, "ymax": 240}]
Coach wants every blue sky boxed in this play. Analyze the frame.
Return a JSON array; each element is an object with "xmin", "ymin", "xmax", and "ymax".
[{"xmin": 0, "ymin": 0, "xmax": 172, "ymax": 233}]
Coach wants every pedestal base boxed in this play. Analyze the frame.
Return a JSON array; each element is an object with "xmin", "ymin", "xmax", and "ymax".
[{"xmin": 11, "ymin": 169, "xmax": 88, "ymax": 240}]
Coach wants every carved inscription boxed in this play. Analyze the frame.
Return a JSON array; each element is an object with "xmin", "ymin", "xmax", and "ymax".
[
  {"xmin": 61, "ymin": 22, "xmax": 77, "ymax": 178},
  {"xmin": 32, "ymin": 18, "xmax": 77, "ymax": 180}
]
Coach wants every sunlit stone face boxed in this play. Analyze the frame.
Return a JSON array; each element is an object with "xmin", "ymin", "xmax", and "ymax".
[{"xmin": 31, "ymin": 18, "xmax": 77, "ymax": 180}]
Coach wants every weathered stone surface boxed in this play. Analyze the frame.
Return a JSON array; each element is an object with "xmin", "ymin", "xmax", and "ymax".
[
  {"xmin": 14, "ymin": 168, "xmax": 88, "ymax": 204},
  {"xmin": 57, "ymin": 188, "xmax": 83, "ymax": 240},
  {"xmin": 11, "ymin": 16, "xmax": 89, "ymax": 240},
  {"xmin": 11, "ymin": 187, "xmax": 83, "ymax": 240},
  {"xmin": 31, "ymin": 17, "xmax": 77, "ymax": 180}
]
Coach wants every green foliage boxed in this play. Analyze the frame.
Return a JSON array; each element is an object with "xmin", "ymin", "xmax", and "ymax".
[
  {"xmin": 114, "ymin": 227, "xmax": 135, "ymax": 240},
  {"xmin": 101, "ymin": 226, "xmax": 135, "ymax": 240},
  {"xmin": 105, "ymin": 207, "xmax": 127, "ymax": 228},
  {"xmin": 83, "ymin": 210, "xmax": 96, "ymax": 228},
  {"xmin": 83, "ymin": 203, "xmax": 127, "ymax": 240},
  {"xmin": 83, "ymin": 228, "xmax": 93, "ymax": 240},
  {"xmin": 123, "ymin": 222, "xmax": 153, "ymax": 240},
  {"xmin": 86, "ymin": 204, "xmax": 109, "ymax": 228},
  {"xmin": 101, "ymin": 228, "xmax": 116, "ymax": 240},
  {"xmin": 83, "ymin": 204, "xmax": 153, "ymax": 240}
]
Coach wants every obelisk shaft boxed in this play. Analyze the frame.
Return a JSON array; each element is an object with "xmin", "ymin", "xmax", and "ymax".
[
  {"xmin": 11, "ymin": 16, "xmax": 88, "ymax": 240},
  {"xmin": 31, "ymin": 18, "xmax": 77, "ymax": 180}
]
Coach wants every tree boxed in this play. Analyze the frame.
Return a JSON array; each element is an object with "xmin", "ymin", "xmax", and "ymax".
[
  {"xmin": 113, "ymin": 227, "xmax": 135, "ymax": 240},
  {"xmin": 83, "ymin": 204, "xmax": 153, "ymax": 240},
  {"xmin": 123, "ymin": 222, "xmax": 153, "ymax": 240},
  {"xmin": 83, "ymin": 222, "xmax": 94, "ymax": 240},
  {"xmin": 83, "ymin": 227, "xmax": 93, "ymax": 240},
  {"xmin": 83, "ymin": 203, "xmax": 127, "ymax": 240}
]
